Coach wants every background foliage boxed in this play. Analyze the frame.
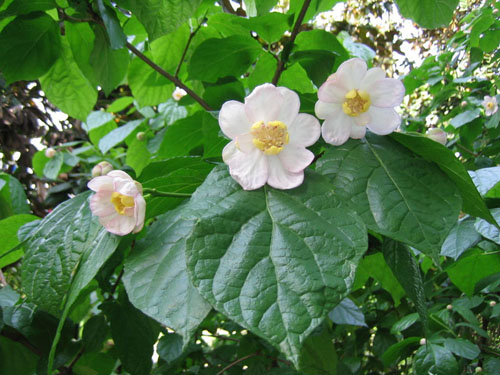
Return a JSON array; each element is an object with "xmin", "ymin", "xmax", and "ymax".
[{"xmin": 1, "ymin": 0, "xmax": 500, "ymax": 374}]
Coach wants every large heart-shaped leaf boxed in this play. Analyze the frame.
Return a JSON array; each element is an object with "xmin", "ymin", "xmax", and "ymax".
[
  {"xmin": 316, "ymin": 134, "xmax": 461, "ymax": 259},
  {"xmin": 185, "ymin": 166, "xmax": 367, "ymax": 366}
]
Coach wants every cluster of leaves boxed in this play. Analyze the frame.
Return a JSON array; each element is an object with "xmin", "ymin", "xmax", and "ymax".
[{"xmin": 1, "ymin": 0, "xmax": 500, "ymax": 374}]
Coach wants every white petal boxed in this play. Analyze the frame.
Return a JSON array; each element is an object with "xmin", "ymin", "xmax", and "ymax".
[
  {"xmin": 235, "ymin": 132, "xmax": 255, "ymax": 153},
  {"xmin": 133, "ymin": 194, "xmax": 146, "ymax": 233},
  {"xmin": 366, "ymin": 107, "xmax": 401, "ymax": 135},
  {"xmin": 245, "ymin": 83, "xmax": 284, "ymax": 124},
  {"xmin": 89, "ymin": 192, "xmax": 116, "ymax": 217},
  {"xmin": 353, "ymin": 112, "xmax": 370, "ymax": 126},
  {"xmin": 278, "ymin": 145, "xmax": 314, "ymax": 173},
  {"xmin": 107, "ymin": 170, "xmax": 133, "ymax": 180},
  {"xmin": 266, "ymin": 156, "xmax": 304, "ymax": 190},
  {"xmin": 321, "ymin": 112, "xmax": 353, "ymax": 146},
  {"xmin": 276, "ymin": 86, "xmax": 300, "ymax": 125},
  {"xmin": 360, "ymin": 67, "xmax": 386, "ymax": 91},
  {"xmin": 366, "ymin": 78, "xmax": 405, "ymax": 107},
  {"xmin": 219, "ymin": 100, "xmax": 251, "ymax": 139},
  {"xmin": 88, "ymin": 175, "xmax": 114, "ymax": 192},
  {"xmin": 99, "ymin": 213, "xmax": 136, "ymax": 236},
  {"xmin": 115, "ymin": 179, "xmax": 140, "ymax": 196},
  {"xmin": 315, "ymin": 100, "xmax": 338, "ymax": 120},
  {"xmin": 222, "ymin": 141, "xmax": 268, "ymax": 190},
  {"xmin": 288, "ymin": 113, "xmax": 321, "ymax": 147},
  {"xmin": 317, "ymin": 78, "xmax": 347, "ymax": 103},
  {"xmin": 335, "ymin": 58, "xmax": 367, "ymax": 90},
  {"xmin": 350, "ymin": 124, "xmax": 366, "ymax": 139}
]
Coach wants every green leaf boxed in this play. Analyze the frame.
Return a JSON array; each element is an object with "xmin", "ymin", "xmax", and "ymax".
[
  {"xmin": 65, "ymin": 21, "xmax": 96, "ymax": 85},
  {"xmin": 449, "ymin": 109, "xmax": 481, "ymax": 128},
  {"xmin": 390, "ymin": 132, "xmax": 495, "ymax": 225},
  {"xmin": 107, "ymin": 96, "xmax": 134, "ymax": 113},
  {"xmin": 441, "ymin": 218, "xmax": 481, "ymax": 260},
  {"xmin": 157, "ymin": 333, "xmax": 184, "ymax": 364},
  {"xmin": 101, "ymin": 293, "xmax": 160, "ymax": 375},
  {"xmin": 40, "ymin": 37, "xmax": 98, "ymax": 121},
  {"xmin": 82, "ymin": 314, "xmax": 109, "ymax": 353},
  {"xmin": 288, "ymin": 0, "xmax": 342, "ymax": 23},
  {"xmin": 0, "ymin": 0, "xmax": 56, "ymax": 17},
  {"xmin": 150, "ymin": 23, "xmax": 190, "ymax": 72},
  {"xmin": 484, "ymin": 358, "xmax": 500, "ymax": 375},
  {"xmin": 391, "ymin": 313, "xmax": 419, "ymax": 334},
  {"xmin": 21, "ymin": 192, "xmax": 120, "ymax": 316},
  {"xmin": 90, "ymin": 25, "xmax": 129, "ymax": 96},
  {"xmin": 0, "ymin": 173, "xmax": 30, "ymax": 219},
  {"xmin": 278, "ymin": 63, "xmax": 315, "ymax": 94},
  {"xmin": 475, "ymin": 208, "xmax": 500, "ymax": 244},
  {"xmin": 99, "ymin": 120, "xmax": 143, "ymax": 154},
  {"xmin": 0, "ymin": 12, "xmax": 61, "ymax": 83},
  {"xmin": 414, "ymin": 344, "xmax": 459, "ymax": 375},
  {"xmin": 298, "ymin": 327, "xmax": 338, "ymax": 375},
  {"xmin": 115, "ymin": 0, "xmax": 202, "ymax": 41},
  {"xmin": 394, "ymin": 0, "xmax": 459, "ymax": 29},
  {"xmin": 126, "ymin": 137, "xmax": 151, "ymax": 176},
  {"xmin": 0, "ymin": 214, "xmax": 38, "ymax": 268},
  {"xmin": 383, "ymin": 240, "xmax": 427, "ymax": 323},
  {"xmin": 128, "ymin": 52, "xmax": 174, "ymax": 106},
  {"xmin": 243, "ymin": 0, "xmax": 277, "ymax": 16},
  {"xmin": 72, "ymin": 352, "xmax": 116, "ymax": 375},
  {"xmin": 188, "ymin": 35, "xmax": 263, "ymax": 83},
  {"xmin": 446, "ymin": 249, "xmax": 500, "ymax": 296},
  {"xmin": 96, "ymin": 0, "xmax": 126, "ymax": 49},
  {"xmin": 381, "ymin": 337, "xmax": 420, "ymax": 367},
  {"xmin": 245, "ymin": 12, "xmax": 293, "ymax": 43},
  {"xmin": 317, "ymin": 134, "xmax": 462, "ymax": 259},
  {"xmin": 83, "ymin": 111, "xmax": 115, "ymax": 131},
  {"xmin": 469, "ymin": 167, "xmax": 500, "ymax": 196},
  {"xmin": 123, "ymin": 205, "xmax": 211, "ymax": 346},
  {"xmin": 329, "ymin": 298, "xmax": 367, "ymax": 327},
  {"xmin": 290, "ymin": 50, "xmax": 336, "ymax": 87},
  {"xmin": 157, "ymin": 112, "xmax": 204, "ymax": 158},
  {"xmin": 186, "ymin": 167, "xmax": 367, "ymax": 366},
  {"xmin": 338, "ymin": 31, "xmax": 376, "ymax": 61},
  {"xmin": 43, "ymin": 151, "xmax": 64, "ymax": 180},
  {"xmin": 0, "ymin": 336, "xmax": 38, "ymax": 375}
]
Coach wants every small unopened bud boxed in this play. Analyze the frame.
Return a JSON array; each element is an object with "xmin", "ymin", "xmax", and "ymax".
[
  {"xmin": 45, "ymin": 148, "xmax": 56, "ymax": 158},
  {"xmin": 475, "ymin": 367, "xmax": 483, "ymax": 373},
  {"xmin": 446, "ymin": 304, "xmax": 453, "ymax": 310},
  {"xmin": 136, "ymin": 132, "xmax": 146, "ymax": 141},
  {"xmin": 490, "ymin": 300, "xmax": 497, "ymax": 307},
  {"xmin": 419, "ymin": 338, "xmax": 426, "ymax": 345},
  {"xmin": 426, "ymin": 128, "xmax": 447, "ymax": 145},
  {"xmin": 493, "ymin": 8, "xmax": 498, "ymax": 15},
  {"xmin": 58, "ymin": 173, "xmax": 68, "ymax": 180},
  {"xmin": 460, "ymin": 100, "xmax": 467, "ymax": 108},
  {"xmin": 172, "ymin": 87, "xmax": 187, "ymax": 101},
  {"xmin": 92, "ymin": 161, "xmax": 113, "ymax": 177}
]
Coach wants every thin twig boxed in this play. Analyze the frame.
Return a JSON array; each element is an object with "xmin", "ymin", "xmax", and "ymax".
[
  {"xmin": 126, "ymin": 42, "xmax": 213, "ymax": 111},
  {"xmin": 272, "ymin": 0, "xmax": 312, "ymax": 85},
  {"xmin": 67, "ymin": 347, "xmax": 85, "ymax": 371},
  {"xmin": 175, "ymin": 22, "xmax": 204, "ymax": 78},
  {"xmin": 216, "ymin": 352, "xmax": 260, "ymax": 375}
]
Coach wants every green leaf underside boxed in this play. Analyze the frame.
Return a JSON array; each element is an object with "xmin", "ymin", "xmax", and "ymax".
[
  {"xmin": 21, "ymin": 192, "xmax": 120, "ymax": 316},
  {"xmin": 317, "ymin": 134, "xmax": 462, "ymax": 259},
  {"xmin": 186, "ymin": 166, "xmax": 367, "ymax": 366},
  {"xmin": 475, "ymin": 208, "xmax": 500, "ymax": 245},
  {"xmin": 329, "ymin": 298, "xmax": 367, "ymax": 327},
  {"xmin": 394, "ymin": 0, "xmax": 459, "ymax": 29},
  {"xmin": 123, "ymin": 205, "xmax": 211, "ymax": 346},
  {"xmin": 441, "ymin": 218, "xmax": 481, "ymax": 260}
]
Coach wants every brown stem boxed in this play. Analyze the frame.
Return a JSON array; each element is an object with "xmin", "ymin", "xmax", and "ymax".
[
  {"xmin": 271, "ymin": 0, "xmax": 312, "ymax": 85},
  {"xmin": 175, "ymin": 22, "xmax": 203, "ymax": 78},
  {"xmin": 67, "ymin": 347, "xmax": 85, "ymax": 371},
  {"xmin": 216, "ymin": 352, "xmax": 260, "ymax": 375},
  {"xmin": 220, "ymin": 0, "xmax": 238, "ymax": 15},
  {"xmin": 126, "ymin": 42, "xmax": 213, "ymax": 111}
]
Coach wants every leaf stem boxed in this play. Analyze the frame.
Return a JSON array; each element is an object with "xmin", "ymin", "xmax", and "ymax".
[
  {"xmin": 216, "ymin": 352, "xmax": 260, "ymax": 375},
  {"xmin": 175, "ymin": 22, "xmax": 204, "ymax": 78},
  {"xmin": 126, "ymin": 42, "xmax": 213, "ymax": 111},
  {"xmin": 271, "ymin": 0, "xmax": 312, "ymax": 85},
  {"xmin": 142, "ymin": 188, "xmax": 192, "ymax": 198}
]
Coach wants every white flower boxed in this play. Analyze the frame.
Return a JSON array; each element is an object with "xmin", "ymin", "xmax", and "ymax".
[
  {"xmin": 172, "ymin": 87, "xmax": 187, "ymax": 101},
  {"xmin": 482, "ymin": 95, "xmax": 498, "ymax": 116},
  {"xmin": 45, "ymin": 148, "xmax": 56, "ymax": 158},
  {"xmin": 219, "ymin": 83, "xmax": 320, "ymax": 190},
  {"xmin": 88, "ymin": 170, "xmax": 146, "ymax": 236},
  {"xmin": 315, "ymin": 58, "xmax": 405, "ymax": 145},
  {"xmin": 91, "ymin": 161, "xmax": 113, "ymax": 177},
  {"xmin": 425, "ymin": 128, "xmax": 447, "ymax": 145}
]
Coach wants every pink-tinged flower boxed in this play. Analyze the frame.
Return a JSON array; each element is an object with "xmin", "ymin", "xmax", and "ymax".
[
  {"xmin": 482, "ymin": 95, "xmax": 498, "ymax": 116},
  {"xmin": 426, "ymin": 128, "xmax": 447, "ymax": 145},
  {"xmin": 219, "ymin": 83, "xmax": 320, "ymax": 190},
  {"xmin": 172, "ymin": 87, "xmax": 187, "ymax": 101},
  {"xmin": 88, "ymin": 170, "xmax": 146, "ymax": 236},
  {"xmin": 315, "ymin": 58, "xmax": 405, "ymax": 145},
  {"xmin": 45, "ymin": 148, "xmax": 56, "ymax": 158}
]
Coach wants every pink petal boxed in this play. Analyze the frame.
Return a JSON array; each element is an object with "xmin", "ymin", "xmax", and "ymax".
[
  {"xmin": 99, "ymin": 213, "xmax": 136, "ymax": 236},
  {"xmin": 244, "ymin": 84, "xmax": 284, "ymax": 124},
  {"xmin": 222, "ymin": 141, "xmax": 268, "ymax": 190},
  {"xmin": 321, "ymin": 113, "xmax": 353, "ymax": 146},
  {"xmin": 133, "ymin": 194, "xmax": 146, "ymax": 233},
  {"xmin": 89, "ymin": 193, "xmax": 116, "ymax": 217},
  {"xmin": 88, "ymin": 175, "xmax": 114, "ymax": 192},
  {"xmin": 366, "ymin": 107, "xmax": 401, "ymax": 135},
  {"xmin": 360, "ymin": 67, "xmax": 386, "ymax": 91},
  {"xmin": 276, "ymin": 86, "xmax": 300, "ymax": 125},
  {"xmin": 219, "ymin": 100, "xmax": 251, "ymax": 139},
  {"xmin": 315, "ymin": 100, "xmax": 338, "ymax": 120},
  {"xmin": 278, "ymin": 145, "xmax": 314, "ymax": 173},
  {"xmin": 266, "ymin": 156, "xmax": 304, "ymax": 190},
  {"xmin": 288, "ymin": 113, "xmax": 321, "ymax": 147},
  {"xmin": 335, "ymin": 58, "xmax": 367, "ymax": 90},
  {"xmin": 107, "ymin": 170, "xmax": 133, "ymax": 180},
  {"xmin": 115, "ymin": 179, "xmax": 140, "ymax": 196},
  {"xmin": 366, "ymin": 78, "xmax": 405, "ymax": 107}
]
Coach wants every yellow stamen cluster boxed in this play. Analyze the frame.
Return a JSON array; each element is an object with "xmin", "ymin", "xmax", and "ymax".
[
  {"xmin": 487, "ymin": 102, "xmax": 495, "ymax": 109},
  {"xmin": 342, "ymin": 89, "xmax": 371, "ymax": 117},
  {"xmin": 251, "ymin": 120, "xmax": 289, "ymax": 155},
  {"xmin": 111, "ymin": 192, "xmax": 135, "ymax": 215}
]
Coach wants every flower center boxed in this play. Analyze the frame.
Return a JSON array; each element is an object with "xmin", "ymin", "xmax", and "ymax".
[
  {"xmin": 342, "ymin": 89, "xmax": 371, "ymax": 117},
  {"xmin": 110, "ymin": 192, "xmax": 135, "ymax": 215},
  {"xmin": 251, "ymin": 120, "xmax": 289, "ymax": 155},
  {"xmin": 487, "ymin": 102, "xmax": 495, "ymax": 109}
]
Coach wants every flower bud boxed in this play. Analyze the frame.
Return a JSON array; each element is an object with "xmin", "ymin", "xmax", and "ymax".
[
  {"xmin": 45, "ymin": 148, "xmax": 56, "ymax": 158},
  {"xmin": 58, "ymin": 173, "xmax": 68, "ymax": 180},
  {"xmin": 91, "ymin": 161, "xmax": 113, "ymax": 178},
  {"xmin": 426, "ymin": 128, "xmax": 447, "ymax": 145},
  {"xmin": 172, "ymin": 87, "xmax": 187, "ymax": 101},
  {"xmin": 419, "ymin": 338, "xmax": 426, "ymax": 345},
  {"xmin": 475, "ymin": 367, "xmax": 483, "ymax": 373},
  {"xmin": 460, "ymin": 100, "xmax": 467, "ymax": 108},
  {"xmin": 136, "ymin": 132, "xmax": 146, "ymax": 141},
  {"xmin": 490, "ymin": 300, "xmax": 497, "ymax": 307}
]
